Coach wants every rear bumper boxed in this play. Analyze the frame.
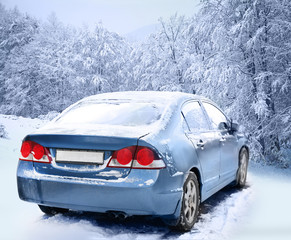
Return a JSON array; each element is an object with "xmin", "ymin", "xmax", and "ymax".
[{"xmin": 17, "ymin": 161, "xmax": 183, "ymax": 217}]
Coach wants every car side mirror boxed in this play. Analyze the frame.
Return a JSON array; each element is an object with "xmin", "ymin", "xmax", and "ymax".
[
  {"xmin": 230, "ymin": 121, "xmax": 239, "ymax": 132},
  {"xmin": 218, "ymin": 122, "xmax": 228, "ymax": 130}
]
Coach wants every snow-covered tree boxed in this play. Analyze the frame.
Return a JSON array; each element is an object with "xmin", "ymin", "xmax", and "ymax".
[
  {"xmin": 0, "ymin": 10, "xmax": 132, "ymax": 117},
  {"xmin": 0, "ymin": 4, "xmax": 38, "ymax": 109},
  {"xmin": 129, "ymin": 15, "xmax": 191, "ymax": 92},
  {"xmin": 193, "ymin": 0, "xmax": 291, "ymax": 165}
]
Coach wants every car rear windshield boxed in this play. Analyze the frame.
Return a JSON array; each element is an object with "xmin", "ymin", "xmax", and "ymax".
[{"xmin": 55, "ymin": 100, "xmax": 164, "ymax": 126}]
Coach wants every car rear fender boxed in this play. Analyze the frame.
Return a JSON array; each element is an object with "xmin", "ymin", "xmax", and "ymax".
[{"xmin": 139, "ymin": 133, "xmax": 201, "ymax": 179}]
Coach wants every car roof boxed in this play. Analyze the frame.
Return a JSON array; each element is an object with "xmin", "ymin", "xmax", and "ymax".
[{"xmin": 82, "ymin": 91, "xmax": 208, "ymax": 106}]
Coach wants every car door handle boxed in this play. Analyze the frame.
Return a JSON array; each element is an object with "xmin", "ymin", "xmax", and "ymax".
[
  {"xmin": 196, "ymin": 140, "xmax": 205, "ymax": 148},
  {"xmin": 220, "ymin": 137, "xmax": 226, "ymax": 142}
]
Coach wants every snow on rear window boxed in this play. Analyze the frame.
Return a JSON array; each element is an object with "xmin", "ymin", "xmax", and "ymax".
[{"xmin": 55, "ymin": 100, "xmax": 164, "ymax": 126}]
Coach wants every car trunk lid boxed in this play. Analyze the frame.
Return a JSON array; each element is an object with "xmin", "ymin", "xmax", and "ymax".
[{"xmin": 25, "ymin": 134, "xmax": 140, "ymax": 180}]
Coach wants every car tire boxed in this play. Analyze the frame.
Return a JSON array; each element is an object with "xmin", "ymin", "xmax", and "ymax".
[
  {"xmin": 174, "ymin": 172, "xmax": 200, "ymax": 231},
  {"xmin": 236, "ymin": 148, "xmax": 249, "ymax": 188},
  {"xmin": 38, "ymin": 205, "xmax": 69, "ymax": 215}
]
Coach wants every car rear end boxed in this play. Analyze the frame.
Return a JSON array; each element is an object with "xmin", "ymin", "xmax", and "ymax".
[{"xmin": 17, "ymin": 95, "xmax": 184, "ymax": 218}]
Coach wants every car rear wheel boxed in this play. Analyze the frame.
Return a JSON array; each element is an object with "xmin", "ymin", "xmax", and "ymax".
[
  {"xmin": 236, "ymin": 148, "xmax": 249, "ymax": 188},
  {"xmin": 38, "ymin": 205, "xmax": 69, "ymax": 215},
  {"xmin": 175, "ymin": 172, "xmax": 200, "ymax": 231}
]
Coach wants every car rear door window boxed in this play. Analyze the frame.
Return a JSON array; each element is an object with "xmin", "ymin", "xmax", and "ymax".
[
  {"xmin": 202, "ymin": 102, "xmax": 228, "ymax": 129},
  {"xmin": 182, "ymin": 101, "xmax": 209, "ymax": 132}
]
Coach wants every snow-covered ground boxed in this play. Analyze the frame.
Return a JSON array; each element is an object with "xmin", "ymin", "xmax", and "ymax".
[{"xmin": 1, "ymin": 114, "xmax": 291, "ymax": 240}]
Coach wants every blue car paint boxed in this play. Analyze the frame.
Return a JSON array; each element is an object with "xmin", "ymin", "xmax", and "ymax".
[
  {"xmin": 138, "ymin": 97, "xmax": 248, "ymax": 202},
  {"xmin": 17, "ymin": 134, "xmax": 185, "ymax": 217},
  {"xmin": 24, "ymin": 134, "xmax": 139, "ymax": 151},
  {"xmin": 17, "ymin": 91, "xmax": 248, "ymax": 221},
  {"xmin": 17, "ymin": 161, "xmax": 184, "ymax": 217}
]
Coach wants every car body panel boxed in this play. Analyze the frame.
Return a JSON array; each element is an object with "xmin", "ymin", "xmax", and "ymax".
[
  {"xmin": 17, "ymin": 160, "xmax": 183, "ymax": 216},
  {"xmin": 218, "ymin": 130, "xmax": 239, "ymax": 181},
  {"xmin": 186, "ymin": 131, "xmax": 220, "ymax": 192},
  {"xmin": 25, "ymin": 134, "xmax": 141, "ymax": 180}
]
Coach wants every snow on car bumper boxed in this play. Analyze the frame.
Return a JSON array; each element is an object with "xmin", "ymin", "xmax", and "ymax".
[{"xmin": 17, "ymin": 161, "xmax": 183, "ymax": 217}]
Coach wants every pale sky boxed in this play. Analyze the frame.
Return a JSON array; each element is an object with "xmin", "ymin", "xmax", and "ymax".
[{"xmin": 0, "ymin": 0, "xmax": 200, "ymax": 35}]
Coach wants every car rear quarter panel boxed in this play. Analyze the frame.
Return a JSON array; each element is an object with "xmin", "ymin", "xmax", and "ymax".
[
  {"xmin": 237, "ymin": 133, "xmax": 249, "ymax": 154},
  {"xmin": 142, "ymin": 104, "xmax": 202, "ymax": 179}
]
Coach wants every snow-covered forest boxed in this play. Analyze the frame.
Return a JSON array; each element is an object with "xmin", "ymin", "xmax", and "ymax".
[{"xmin": 0, "ymin": 0, "xmax": 290, "ymax": 166}]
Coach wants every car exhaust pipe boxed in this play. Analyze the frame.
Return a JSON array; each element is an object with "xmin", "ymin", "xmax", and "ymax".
[
  {"xmin": 117, "ymin": 212, "xmax": 128, "ymax": 219},
  {"xmin": 107, "ymin": 211, "xmax": 128, "ymax": 219}
]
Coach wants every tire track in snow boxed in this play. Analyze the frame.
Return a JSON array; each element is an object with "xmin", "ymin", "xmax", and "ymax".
[
  {"xmin": 24, "ymin": 183, "xmax": 253, "ymax": 240},
  {"xmin": 181, "ymin": 184, "xmax": 253, "ymax": 240}
]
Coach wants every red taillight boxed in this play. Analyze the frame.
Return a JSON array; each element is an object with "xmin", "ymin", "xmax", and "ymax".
[
  {"xmin": 21, "ymin": 141, "xmax": 32, "ymax": 158},
  {"xmin": 19, "ymin": 141, "xmax": 51, "ymax": 163},
  {"xmin": 32, "ymin": 143, "xmax": 44, "ymax": 160},
  {"xmin": 136, "ymin": 148, "xmax": 154, "ymax": 166},
  {"xmin": 116, "ymin": 148, "xmax": 133, "ymax": 165},
  {"xmin": 107, "ymin": 146, "xmax": 165, "ymax": 169}
]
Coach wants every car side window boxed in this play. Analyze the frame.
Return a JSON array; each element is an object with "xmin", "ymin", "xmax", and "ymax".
[
  {"xmin": 202, "ymin": 102, "xmax": 228, "ymax": 130},
  {"xmin": 182, "ymin": 101, "xmax": 209, "ymax": 132}
]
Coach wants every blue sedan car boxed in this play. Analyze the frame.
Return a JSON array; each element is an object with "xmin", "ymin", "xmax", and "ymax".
[{"xmin": 17, "ymin": 91, "xmax": 249, "ymax": 231}]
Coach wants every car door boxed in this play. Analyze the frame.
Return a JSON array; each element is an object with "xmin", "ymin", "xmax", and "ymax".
[
  {"xmin": 181, "ymin": 101, "xmax": 220, "ymax": 191},
  {"xmin": 201, "ymin": 102, "xmax": 238, "ymax": 182}
]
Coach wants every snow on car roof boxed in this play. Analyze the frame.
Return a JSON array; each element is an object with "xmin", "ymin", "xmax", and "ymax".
[
  {"xmin": 82, "ymin": 91, "xmax": 204, "ymax": 105},
  {"xmin": 33, "ymin": 92, "xmax": 208, "ymax": 139}
]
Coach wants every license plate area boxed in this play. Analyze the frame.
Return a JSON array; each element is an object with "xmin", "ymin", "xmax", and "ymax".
[{"xmin": 56, "ymin": 149, "xmax": 104, "ymax": 165}]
